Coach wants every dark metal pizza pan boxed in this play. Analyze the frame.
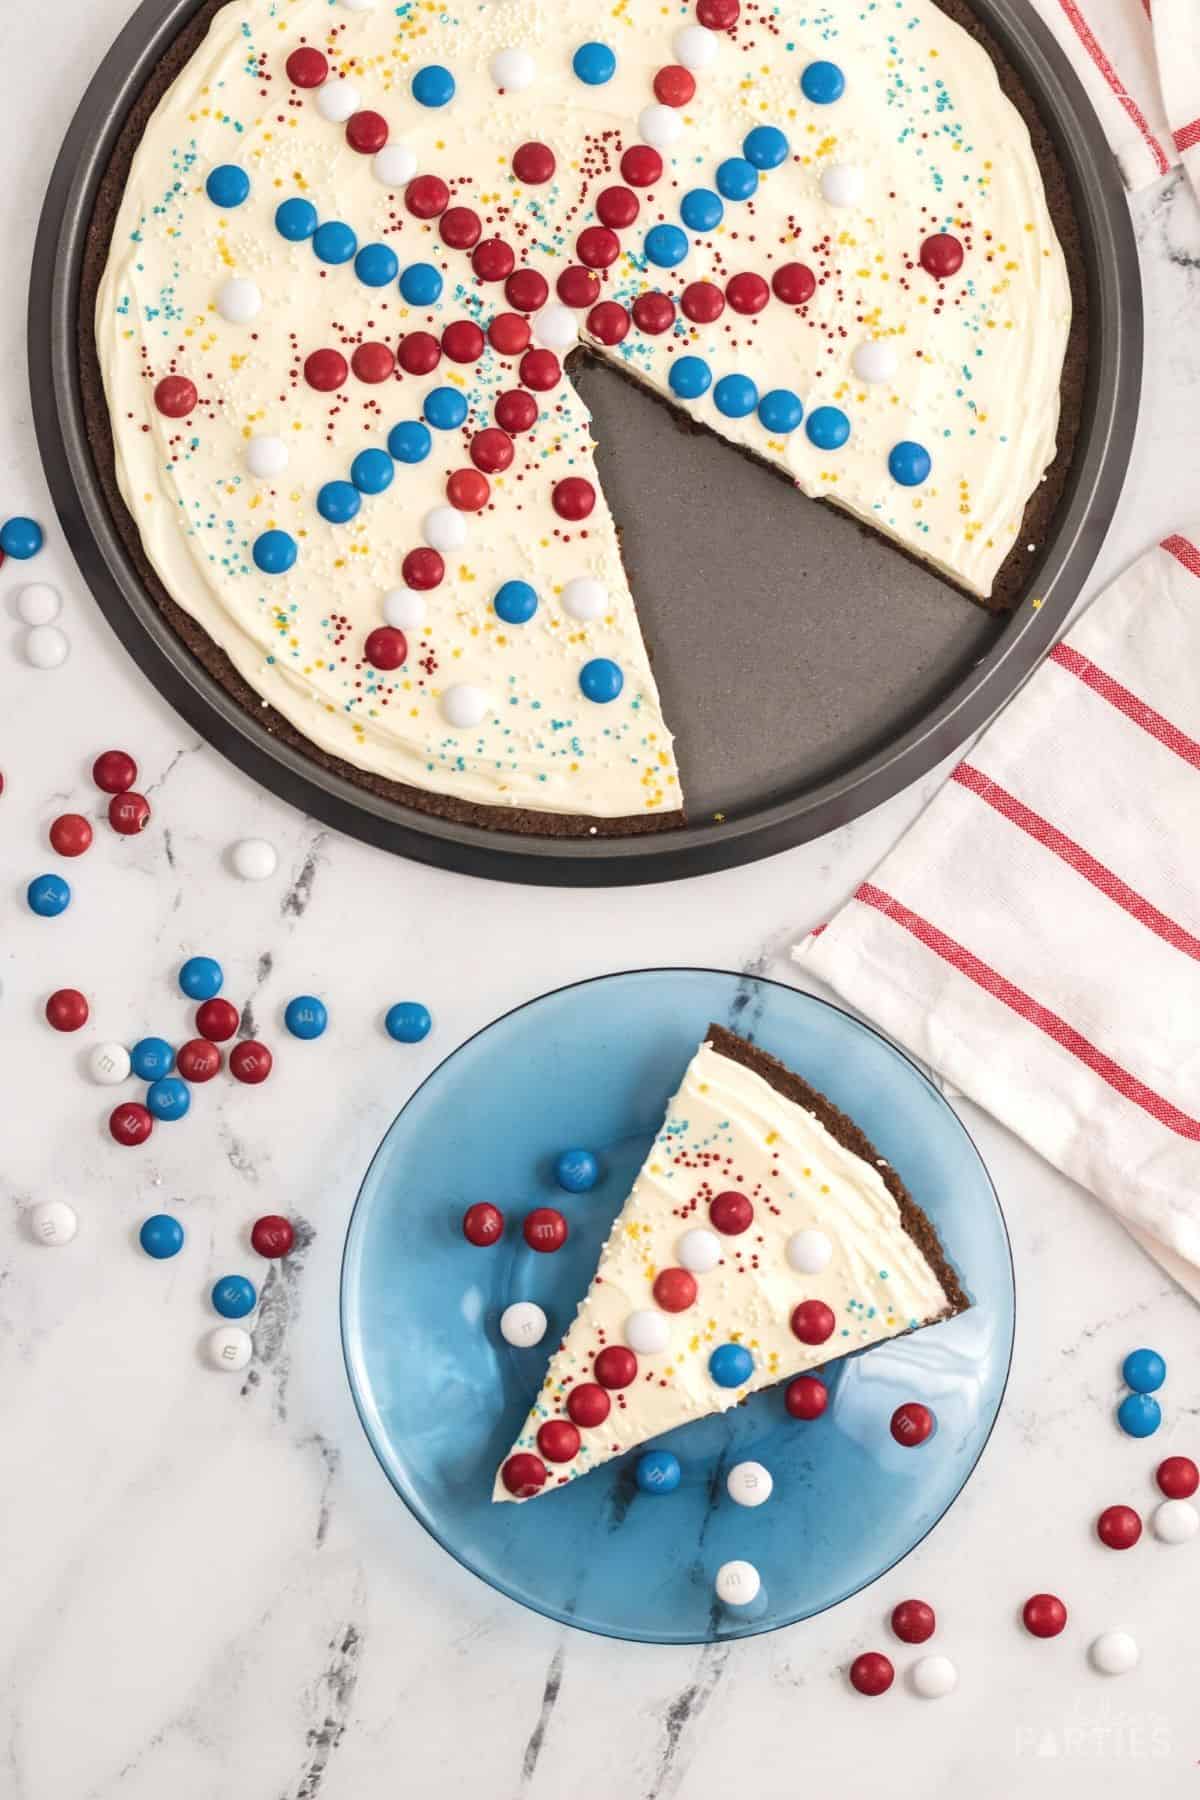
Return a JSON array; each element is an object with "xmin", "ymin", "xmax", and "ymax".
[{"xmin": 29, "ymin": 0, "xmax": 1141, "ymax": 887}]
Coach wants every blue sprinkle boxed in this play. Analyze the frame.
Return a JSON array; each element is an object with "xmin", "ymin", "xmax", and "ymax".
[
  {"xmin": 758, "ymin": 388, "xmax": 804, "ymax": 434},
  {"xmin": 709, "ymin": 1342, "xmax": 754, "ymax": 1388},
  {"xmin": 27, "ymin": 873, "xmax": 70, "ymax": 917},
  {"xmin": 579, "ymin": 658, "xmax": 624, "ymax": 703},
  {"xmin": 806, "ymin": 406, "xmax": 850, "ymax": 450},
  {"xmin": 147, "ymin": 1076, "xmax": 191, "ymax": 1122},
  {"xmin": 385, "ymin": 1001, "xmax": 432, "ymax": 1043},
  {"xmin": 424, "ymin": 387, "xmax": 468, "ymax": 430},
  {"xmin": 351, "ymin": 448, "xmax": 395, "ymax": 495},
  {"xmin": 714, "ymin": 372, "xmax": 758, "ymax": 418},
  {"xmin": 0, "ymin": 516, "xmax": 43, "ymax": 560},
  {"xmin": 317, "ymin": 481, "xmax": 361, "ymax": 525},
  {"xmin": 669, "ymin": 355, "xmax": 712, "ymax": 401},
  {"xmin": 801, "ymin": 59, "xmax": 846, "ymax": 104},
  {"xmin": 253, "ymin": 530, "xmax": 297, "ymax": 574},
  {"xmin": 412, "ymin": 64, "xmax": 455, "ymax": 107},
  {"xmin": 572, "ymin": 41, "xmax": 616, "ymax": 85},
  {"xmin": 205, "ymin": 164, "xmax": 250, "ymax": 208},
  {"xmin": 635, "ymin": 1450, "xmax": 681, "ymax": 1495},
  {"xmin": 644, "ymin": 223, "xmax": 689, "ymax": 268},
  {"xmin": 716, "ymin": 157, "xmax": 758, "ymax": 201},
  {"xmin": 274, "ymin": 196, "xmax": 318, "ymax": 241},
  {"xmin": 355, "ymin": 241, "xmax": 400, "ymax": 287},
  {"xmin": 742, "ymin": 125, "xmax": 790, "ymax": 169},
  {"xmin": 211, "ymin": 1274, "xmax": 257, "ymax": 1319},
  {"xmin": 139, "ymin": 1214, "xmax": 184, "ymax": 1259},
  {"xmin": 285, "ymin": 995, "xmax": 328, "ymax": 1040},
  {"xmin": 179, "ymin": 956, "xmax": 223, "ymax": 1001},
  {"xmin": 399, "ymin": 261, "xmax": 444, "ymax": 305},
  {"xmin": 312, "ymin": 220, "xmax": 357, "ymax": 265},
  {"xmin": 494, "ymin": 579, "xmax": 539, "ymax": 624},
  {"xmin": 888, "ymin": 440, "xmax": 931, "ymax": 486},
  {"xmin": 388, "ymin": 420, "xmax": 432, "ymax": 464},
  {"xmin": 680, "ymin": 187, "xmax": 723, "ymax": 232}
]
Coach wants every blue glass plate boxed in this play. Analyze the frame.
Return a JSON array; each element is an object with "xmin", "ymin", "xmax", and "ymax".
[{"xmin": 341, "ymin": 969, "xmax": 1014, "ymax": 1644}]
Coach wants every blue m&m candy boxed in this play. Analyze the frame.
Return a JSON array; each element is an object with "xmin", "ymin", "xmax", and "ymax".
[
  {"xmin": 714, "ymin": 373, "xmax": 758, "ymax": 418},
  {"xmin": 1, "ymin": 517, "xmax": 44, "ymax": 560},
  {"xmin": 205, "ymin": 164, "xmax": 250, "ymax": 208},
  {"xmin": 680, "ymin": 188, "xmax": 724, "ymax": 232},
  {"xmin": 424, "ymin": 387, "xmax": 468, "ymax": 431},
  {"xmin": 351, "ymin": 449, "xmax": 394, "ymax": 496},
  {"xmin": 743, "ymin": 125, "xmax": 790, "ymax": 170},
  {"xmin": 494, "ymin": 580, "xmax": 538, "ymax": 624},
  {"xmin": 27, "ymin": 873, "xmax": 70, "ymax": 917},
  {"xmin": 888, "ymin": 440, "xmax": 932, "ymax": 486},
  {"xmin": 131, "ymin": 1036, "xmax": 174, "ymax": 1081},
  {"xmin": 147, "ymin": 1076, "xmax": 191, "ymax": 1122},
  {"xmin": 1123, "ymin": 1347, "xmax": 1166, "ymax": 1393},
  {"xmin": 355, "ymin": 242, "xmax": 400, "ymax": 288},
  {"xmin": 399, "ymin": 262, "xmax": 443, "ymax": 306},
  {"xmin": 312, "ymin": 220, "xmax": 358, "ymax": 265},
  {"xmin": 412, "ymin": 64, "xmax": 455, "ymax": 107},
  {"xmin": 573, "ymin": 41, "xmax": 616, "ymax": 85},
  {"xmin": 139, "ymin": 1213, "xmax": 184, "ymax": 1259},
  {"xmin": 636, "ymin": 1450, "xmax": 681, "ymax": 1495},
  {"xmin": 709, "ymin": 1342, "xmax": 754, "ymax": 1388},
  {"xmin": 645, "ymin": 224, "xmax": 689, "ymax": 268},
  {"xmin": 716, "ymin": 157, "xmax": 758, "ymax": 202},
  {"xmin": 669, "ymin": 356, "xmax": 712, "ymax": 401},
  {"xmin": 801, "ymin": 60, "xmax": 846, "ymax": 104},
  {"xmin": 579, "ymin": 658, "xmax": 624, "ymax": 703},
  {"xmin": 1117, "ymin": 1392, "xmax": 1161, "ymax": 1437},
  {"xmin": 388, "ymin": 420, "xmax": 432, "ymax": 465},
  {"xmin": 759, "ymin": 389, "xmax": 803, "ymax": 434},
  {"xmin": 275, "ymin": 197, "xmax": 318, "ymax": 241},
  {"xmin": 285, "ymin": 994, "xmax": 328, "ymax": 1040},
  {"xmin": 317, "ymin": 481, "xmax": 361, "ymax": 525},
  {"xmin": 179, "ymin": 956, "xmax": 223, "ymax": 1001},
  {"xmin": 806, "ymin": 405, "xmax": 850, "ymax": 450},
  {"xmin": 253, "ymin": 530, "xmax": 297, "ymax": 575},
  {"xmin": 554, "ymin": 1148, "xmax": 599, "ymax": 1193},
  {"xmin": 212, "ymin": 1274, "xmax": 257, "ymax": 1319},
  {"xmin": 386, "ymin": 1000, "xmax": 432, "ymax": 1043}
]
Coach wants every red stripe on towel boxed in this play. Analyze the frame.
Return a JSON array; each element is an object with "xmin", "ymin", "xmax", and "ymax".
[
  {"xmin": 1162, "ymin": 534, "xmax": 1200, "ymax": 576},
  {"xmin": 1055, "ymin": 0, "xmax": 1171, "ymax": 173},
  {"xmin": 1049, "ymin": 643, "xmax": 1200, "ymax": 770},
  {"xmin": 1174, "ymin": 118, "xmax": 1200, "ymax": 153}
]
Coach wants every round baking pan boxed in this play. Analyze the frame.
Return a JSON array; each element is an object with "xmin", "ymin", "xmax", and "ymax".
[{"xmin": 30, "ymin": 0, "xmax": 1141, "ymax": 887}]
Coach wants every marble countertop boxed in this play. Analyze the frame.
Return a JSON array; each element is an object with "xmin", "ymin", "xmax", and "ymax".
[{"xmin": 5, "ymin": 6, "xmax": 1200, "ymax": 1796}]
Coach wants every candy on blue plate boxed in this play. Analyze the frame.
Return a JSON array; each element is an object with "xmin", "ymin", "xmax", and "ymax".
[
  {"xmin": 636, "ymin": 1450, "xmax": 681, "ymax": 1495},
  {"xmin": 555, "ymin": 1148, "xmax": 599, "ymax": 1193}
]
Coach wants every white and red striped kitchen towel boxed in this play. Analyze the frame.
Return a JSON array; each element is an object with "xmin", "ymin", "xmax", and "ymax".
[
  {"xmin": 794, "ymin": 532, "xmax": 1200, "ymax": 1297},
  {"xmin": 1029, "ymin": 0, "xmax": 1199, "ymax": 199}
]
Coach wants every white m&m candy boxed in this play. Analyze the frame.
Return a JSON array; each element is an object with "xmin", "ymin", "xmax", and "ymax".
[
  {"xmin": 786, "ymin": 1228, "xmax": 832, "ymax": 1274},
  {"xmin": 561, "ymin": 577, "xmax": 607, "ymax": 623},
  {"xmin": 374, "ymin": 145, "xmax": 418, "ymax": 187},
  {"xmin": 89, "ymin": 1041, "xmax": 132, "ymax": 1085},
  {"xmin": 625, "ymin": 1309, "xmax": 670, "ymax": 1355},
  {"xmin": 852, "ymin": 341, "xmax": 898, "ymax": 384},
  {"xmin": 533, "ymin": 303, "xmax": 578, "ymax": 353},
  {"xmin": 441, "ymin": 685, "xmax": 492, "ymax": 730},
  {"xmin": 16, "ymin": 583, "xmax": 61, "ymax": 626},
  {"xmin": 821, "ymin": 163, "xmax": 864, "ymax": 208},
  {"xmin": 383, "ymin": 588, "xmax": 426, "ymax": 632},
  {"xmin": 216, "ymin": 278, "xmax": 262, "ymax": 324},
  {"xmin": 206, "ymin": 1325, "xmax": 253, "ymax": 1372},
  {"xmin": 677, "ymin": 1227, "xmax": 722, "ymax": 1274},
  {"xmin": 727, "ymin": 1461, "xmax": 773, "ymax": 1507},
  {"xmin": 245, "ymin": 435, "xmax": 289, "ymax": 479},
  {"xmin": 911, "ymin": 1655, "xmax": 958, "ymax": 1699},
  {"xmin": 423, "ymin": 506, "xmax": 467, "ymax": 554},
  {"xmin": 715, "ymin": 1560, "xmax": 761, "ymax": 1606},
  {"xmin": 29, "ymin": 1199, "xmax": 78, "ymax": 1246},
  {"xmin": 639, "ymin": 104, "xmax": 684, "ymax": 150},
  {"xmin": 1089, "ymin": 1631, "xmax": 1139, "ymax": 1676},
  {"xmin": 230, "ymin": 837, "xmax": 278, "ymax": 881},
  {"xmin": 1152, "ymin": 1498, "xmax": 1199, "ymax": 1544},
  {"xmin": 673, "ymin": 24, "xmax": 719, "ymax": 71},
  {"xmin": 500, "ymin": 1302, "xmax": 547, "ymax": 1348},
  {"xmin": 316, "ymin": 81, "xmax": 361, "ymax": 123},
  {"xmin": 23, "ymin": 626, "xmax": 70, "ymax": 669},
  {"xmin": 490, "ymin": 48, "xmax": 535, "ymax": 91}
]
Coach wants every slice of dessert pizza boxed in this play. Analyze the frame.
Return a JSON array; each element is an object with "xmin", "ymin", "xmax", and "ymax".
[{"xmin": 495, "ymin": 1023, "xmax": 968, "ymax": 1501}]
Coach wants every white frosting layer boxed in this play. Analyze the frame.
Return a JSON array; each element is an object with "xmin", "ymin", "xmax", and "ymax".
[
  {"xmin": 96, "ymin": 0, "xmax": 1070, "ymax": 820},
  {"xmin": 493, "ymin": 1038, "xmax": 954, "ymax": 1500}
]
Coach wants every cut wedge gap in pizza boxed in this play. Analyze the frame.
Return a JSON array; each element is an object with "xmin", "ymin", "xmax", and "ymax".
[{"xmin": 495, "ymin": 1021, "xmax": 969, "ymax": 1501}]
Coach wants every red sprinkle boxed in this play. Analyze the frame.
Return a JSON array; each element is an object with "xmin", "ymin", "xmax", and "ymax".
[
  {"xmin": 304, "ymin": 347, "xmax": 349, "ymax": 391},
  {"xmin": 440, "ymin": 206, "xmax": 482, "ymax": 250},
  {"xmin": 45, "ymin": 988, "xmax": 88, "ymax": 1032},
  {"xmin": 402, "ymin": 547, "xmax": 445, "ymax": 590},
  {"xmin": 470, "ymin": 427, "xmax": 515, "ymax": 473},
  {"xmin": 654, "ymin": 64, "xmax": 696, "ymax": 106},
  {"xmin": 552, "ymin": 477, "xmax": 595, "ymax": 522},
  {"xmin": 891, "ymin": 1599, "xmax": 936, "ymax": 1644},
  {"xmin": 285, "ymin": 46, "xmax": 328, "ymax": 89},
  {"xmin": 108, "ymin": 792, "xmax": 150, "ymax": 835},
  {"xmin": 405, "ymin": 174, "xmax": 449, "ymax": 219},
  {"xmin": 49, "ymin": 813, "xmax": 93, "ymax": 857},
  {"xmin": 251, "ymin": 1214, "xmax": 296, "ymax": 1258},
  {"xmin": 110, "ymin": 1101, "xmax": 153, "ymax": 1147},
  {"xmin": 177, "ymin": 1038, "xmax": 222, "ymax": 1082},
  {"xmin": 495, "ymin": 389, "xmax": 539, "ymax": 433},
  {"xmin": 505, "ymin": 268, "xmax": 550, "ymax": 314},
  {"xmin": 351, "ymin": 341, "xmax": 395, "ymax": 384},
  {"xmin": 512, "ymin": 141, "xmax": 556, "ymax": 184},
  {"xmin": 586, "ymin": 300, "xmax": 631, "ymax": 345},
  {"xmin": 364, "ymin": 626, "xmax": 407, "ymax": 671},
  {"xmin": 154, "ymin": 376, "xmax": 197, "ymax": 419},
  {"xmin": 92, "ymin": 749, "xmax": 137, "ymax": 793},
  {"xmin": 502, "ymin": 1453, "xmax": 547, "ymax": 1498},
  {"xmin": 195, "ymin": 997, "xmax": 240, "ymax": 1042},
  {"xmin": 849, "ymin": 1652, "xmax": 893, "ymax": 1697},
  {"xmin": 1096, "ymin": 1504, "xmax": 1142, "ymax": 1550},
  {"xmin": 726, "ymin": 271, "xmax": 770, "ymax": 315},
  {"xmin": 473, "ymin": 237, "xmax": 516, "ymax": 283},
  {"xmin": 537, "ymin": 1419, "xmax": 581, "ymax": 1463},
  {"xmin": 447, "ymin": 468, "xmax": 490, "ymax": 512},
  {"xmin": 1022, "ymin": 1593, "xmax": 1067, "ymax": 1638},
  {"xmin": 791, "ymin": 1299, "xmax": 836, "ymax": 1345},
  {"xmin": 398, "ymin": 332, "xmax": 441, "ymax": 376},
  {"xmin": 596, "ymin": 186, "xmax": 640, "ymax": 229},
  {"xmin": 462, "ymin": 1202, "xmax": 504, "ymax": 1246},
  {"xmin": 230, "ymin": 1041, "xmax": 273, "ymax": 1085},
  {"xmin": 772, "ymin": 263, "xmax": 816, "ymax": 306},
  {"xmin": 621, "ymin": 144, "xmax": 663, "ymax": 187},
  {"xmin": 632, "ymin": 291, "xmax": 675, "ymax": 335},
  {"xmin": 567, "ymin": 1382, "xmax": 612, "ymax": 1428},
  {"xmin": 442, "ymin": 320, "xmax": 485, "ymax": 364},
  {"xmin": 785, "ymin": 1374, "xmax": 828, "ymax": 1420},
  {"xmin": 594, "ymin": 1345, "xmax": 638, "ymax": 1389},
  {"xmin": 346, "ymin": 110, "xmax": 388, "ymax": 154}
]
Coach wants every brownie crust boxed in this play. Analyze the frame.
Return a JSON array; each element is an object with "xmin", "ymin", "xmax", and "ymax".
[{"xmin": 707, "ymin": 1022, "xmax": 972, "ymax": 1319}]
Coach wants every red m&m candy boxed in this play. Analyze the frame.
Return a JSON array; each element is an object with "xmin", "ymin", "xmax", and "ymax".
[
  {"xmin": 473, "ymin": 238, "xmax": 516, "ymax": 283},
  {"xmin": 442, "ymin": 320, "xmax": 485, "ymax": 364},
  {"xmin": 791, "ymin": 1300, "xmax": 836, "ymax": 1345},
  {"xmin": 45, "ymin": 988, "xmax": 88, "ymax": 1032},
  {"xmin": 596, "ymin": 186, "xmax": 639, "ymax": 229},
  {"xmin": 537, "ymin": 1419, "xmax": 581, "ymax": 1463},
  {"xmin": 49, "ymin": 813, "xmax": 93, "ymax": 857},
  {"xmin": 697, "ymin": 0, "xmax": 740, "ymax": 27},
  {"xmin": 251, "ymin": 1214, "xmax": 296, "ymax": 1258},
  {"xmin": 495, "ymin": 390, "xmax": 539, "ymax": 434},
  {"xmin": 401, "ymin": 547, "xmax": 445, "ymax": 591},
  {"xmin": 462, "ymin": 1202, "xmax": 504, "ymax": 1246},
  {"xmin": 1022, "ymin": 1593, "xmax": 1067, "ymax": 1638},
  {"xmin": 110, "ymin": 1101, "xmax": 153, "ymax": 1147},
  {"xmin": 576, "ymin": 226, "xmax": 621, "ymax": 269},
  {"xmin": 567, "ymin": 1382, "xmax": 611, "ymax": 1427},
  {"xmin": 177, "ymin": 1038, "xmax": 222, "ymax": 1082},
  {"xmin": 586, "ymin": 301, "xmax": 630, "ymax": 346},
  {"xmin": 1096, "ymin": 1504, "xmax": 1142, "ymax": 1550},
  {"xmin": 440, "ymin": 206, "xmax": 482, "ymax": 250},
  {"xmin": 351, "ymin": 341, "xmax": 395, "ymax": 384},
  {"xmin": 785, "ymin": 1374, "xmax": 828, "ymax": 1420},
  {"xmin": 621, "ymin": 145, "xmax": 663, "ymax": 187},
  {"xmin": 346, "ymin": 110, "xmax": 388, "ymax": 155},
  {"xmin": 487, "ymin": 314, "xmax": 530, "ymax": 357},
  {"xmin": 556, "ymin": 265, "xmax": 600, "ymax": 309},
  {"xmin": 595, "ymin": 1345, "xmax": 638, "ymax": 1388},
  {"xmin": 519, "ymin": 348, "xmax": 561, "ymax": 392},
  {"xmin": 505, "ymin": 269, "xmax": 550, "ymax": 314},
  {"xmin": 848, "ymin": 1651, "xmax": 894, "ymax": 1696},
  {"xmin": 653, "ymin": 1267, "xmax": 698, "ymax": 1313},
  {"xmin": 109, "ymin": 792, "xmax": 151, "ymax": 835},
  {"xmin": 364, "ymin": 627, "xmax": 407, "ymax": 671},
  {"xmin": 890, "ymin": 1401, "xmax": 934, "ymax": 1445},
  {"xmin": 709, "ymin": 1190, "xmax": 752, "ymax": 1234},
  {"xmin": 552, "ymin": 478, "xmax": 594, "ymax": 522},
  {"xmin": 92, "ymin": 749, "xmax": 137, "ymax": 793},
  {"xmin": 304, "ymin": 348, "xmax": 349, "ymax": 391},
  {"xmin": 523, "ymin": 1207, "xmax": 567, "ymax": 1252},
  {"xmin": 285, "ymin": 46, "xmax": 327, "ymax": 88},
  {"xmin": 920, "ymin": 233, "xmax": 964, "ymax": 279},
  {"xmin": 230, "ymin": 1041, "xmax": 273, "ymax": 1085},
  {"xmin": 501, "ymin": 1452, "xmax": 547, "ymax": 1498},
  {"xmin": 446, "ymin": 469, "xmax": 490, "ymax": 512},
  {"xmin": 196, "ymin": 997, "xmax": 240, "ymax": 1042},
  {"xmin": 632, "ymin": 291, "xmax": 675, "ymax": 335},
  {"xmin": 891, "ymin": 1598, "xmax": 936, "ymax": 1643},
  {"xmin": 470, "ymin": 428, "xmax": 515, "ymax": 474},
  {"xmin": 681, "ymin": 280, "xmax": 725, "ymax": 324},
  {"xmin": 154, "ymin": 376, "xmax": 197, "ymax": 418},
  {"xmin": 654, "ymin": 64, "xmax": 696, "ymax": 107},
  {"xmin": 512, "ymin": 141, "xmax": 555, "ymax": 184},
  {"xmin": 726, "ymin": 272, "xmax": 769, "ymax": 315},
  {"xmin": 772, "ymin": 263, "xmax": 816, "ymax": 306},
  {"xmin": 1157, "ymin": 1456, "xmax": 1199, "ymax": 1499},
  {"xmin": 405, "ymin": 174, "xmax": 449, "ymax": 219},
  {"xmin": 398, "ymin": 332, "xmax": 441, "ymax": 376}
]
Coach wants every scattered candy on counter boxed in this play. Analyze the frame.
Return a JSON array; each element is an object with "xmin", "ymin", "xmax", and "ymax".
[
  {"xmin": 1022, "ymin": 1593, "xmax": 1068, "ymax": 1638},
  {"xmin": 285, "ymin": 994, "xmax": 328, "ymax": 1039},
  {"xmin": 1122, "ymin": 1347, "xmax": 1165, "ymax": 1393},
  {"xmin": 148, "ymin": 1075, "xmax": 191, "ymax": 1121},
  {"xmin": 130, "ymin": 1036, "xmax": 175, "ymax": 1081},
  {"xmin": 463, "ymin": 1202, "xmax": 505, "ymax": 1246},
  {"xmin": 1117, "ymin": 1344, "xmax": 1166, "ymax": 1436},
  {"xmin": 715, "ymin": 1560, "xmax": 761, "ymax": 1608},
  {"xmin": 108, "ymin": 791, "xmax": 151, "ymax": 835},
  {"xmin": 45, "ymin": 988, "xmax": 88, "ymax": 1032},
  {"xmin": 891, "ymin": 1599, "xmax": 936, "ymax": 1643},
  {"xmin": 250, "ymin": 1214, "xmax": 295, "ymax": 1258},
  {"xmin": 1117, "ymin": 1392, "xmax": 1161, "ymax": 1438},
  {"xmin": 1156, "ymin": 1455, "xmax": 1198, "ymax": 1499},
  {"xmin": 1089, "ymin": 1630, "xmax": 1139, "ymax": 1676},
  {"xmin": 523, "ymin": 1207, "xmax": 567, "ymax": 1253},
  {"xmin": 49, "ymin": 813, "xmax": 92, "ymax": 857},
  {"xmin": 229, "ymin": 837, "xmax": 278, "ymax": 880},
  {"xmin": 500, "ymin": 1301, "xmax": 547, "ymax": 1348},
  {"xmin": 110, "ymin": 1102, "xmax": 153, "ymax": 1147},
  {"xmin": 726, "ymin": 1460, "xmax": 773, "ymax": 1507},
  {"xmin": 848, "ymin": 1651, "xmax": 894, "ymax": 1696},
  {"xmin": 139, "ymin": 1214, "xmax": 185, "ymax": 1259},
  {"xmin": 211, "ymin": 1274, "xmax": 257, "ymax": 1319},
  {"xmin": 636, "ymin": 1449, "xmax": 681, "ymax": 1495},
  {"xmin": 910, "ymin": 1654, "xmax": 958, "ymax": 1699},
  {"xmin": 28, "ymin": 873, "xmax": 71, "ymax": 917},
  {"xmin": 385, "ymin": 1000, "xmax": 432, "ymax": 1043},
  {"xmin": 92, "ymin": 749, "xmax": 137, "ymax": 793},
  {"xmin": 196, "ymin": 998, "xmax": 239, "ymax": 1042},
  {"xmin": 179, "ymin": 956, "xmax": 224, "ymax": 1000},
  {"xmin": 230, "ymin": 1041, "xmax": 273, "ymax": 1084},
  {"xmin": 1151, "ymin": 1499, "xmax": 1199, "ymax": 1544},
  {"xmin": 16, "ymin": 581, "xmax": 60, "ymax": 625},
  {"xmin": 1096, "ymin": 1504, "xmax": 1142, "ymax": 1550},
  {"xmin": 88, "ymin": 1042, "xmax": 131, "ymax": 1084},
  {"xmin": 205, "ymin": 1325, "xmax": 253, "ymax": 1372},
  {"xmin": 1, "ymin": 515, "xmax": 44, "ymax": 559},
  {"xmin": 21, "ymin": 626, "xmax": 69, "ymax": 669},
  {"xmin": 554, "ymin": 1147, "xmax": 598, "ymax": 1192},
  {"xmin": 29, "ymin": 1199, "xmax": 78, "ymax": 1246}
]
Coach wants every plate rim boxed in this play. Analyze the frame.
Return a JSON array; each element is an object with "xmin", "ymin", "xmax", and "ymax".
[
  {"xmin": 30, "ymin": 0, "xmax": 1141, "ymax": 887},
  {"xmin": 339, "ymin": 966, "xmax": 1016, "ymax": 1644}
]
